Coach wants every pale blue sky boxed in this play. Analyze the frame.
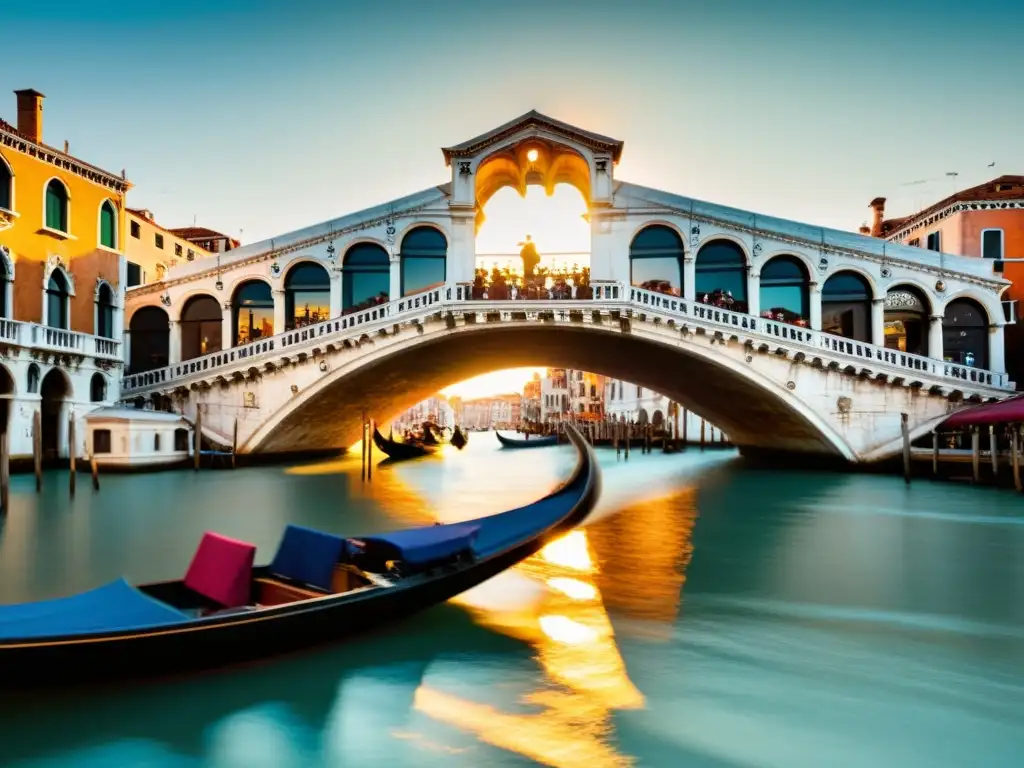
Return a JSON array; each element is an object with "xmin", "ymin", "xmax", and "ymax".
[{"xmin": 4, "ymin": 0, "xmax": 1022, "ymax": 243}]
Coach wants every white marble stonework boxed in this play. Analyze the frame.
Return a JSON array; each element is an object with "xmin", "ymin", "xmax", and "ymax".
[{"xmin": 121, "ymin": 112, "xmax": 1015, "ymax": 464}]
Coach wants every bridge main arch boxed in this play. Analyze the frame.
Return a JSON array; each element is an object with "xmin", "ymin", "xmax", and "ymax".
[{"xmin": 243, "ymin": 319, "xmax": 856, "ymax": 461}]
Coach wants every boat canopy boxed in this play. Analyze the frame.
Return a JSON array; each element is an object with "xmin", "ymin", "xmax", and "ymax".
[
  {"xmin": 184, "ymin": 532, "xmax": 256, "ymax": 608},
  {"xmin": 350, "ymin": 523, "xmax": 481, "ymax": 566},
  {"xmin": 942, "ymin": 395, "xmax": 1024, "ymax": 428},
  {"xmin": 270, "ymin": 525, "xmax": 347, "ymax": 591},
  {"xmin": 0, "ymin": 578, "xmax": 188, "ymax": 640}
]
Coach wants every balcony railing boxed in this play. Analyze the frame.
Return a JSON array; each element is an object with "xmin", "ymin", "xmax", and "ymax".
[
  {"xmin": 0, "ymin": 319, "xmax": 121, "ymax": 360},
  {"xmin": 120, "ymin": 282, "xmax": 1012, "ymax": 394}
]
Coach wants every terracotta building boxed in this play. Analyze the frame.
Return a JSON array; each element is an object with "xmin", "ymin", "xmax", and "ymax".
[{"xmin": 863, "ymin": 175, "xmax": 1022, "ymax": 384}]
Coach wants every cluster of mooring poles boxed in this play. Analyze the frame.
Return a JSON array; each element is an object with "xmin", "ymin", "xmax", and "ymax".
[
  {"xmin": 361, "ymin": 410, "xmax": 374, "ymax": 482},
  {"xmin": 925, "ymin": 423, "xmax": 1023, "ymax": 492},
  {"xmin": 191, "ymin": 408, "xmax": 240, "ymax": 472},
  {"xmin": 519, "ymin": 404, "xmax": 729, "ymax": 462}
]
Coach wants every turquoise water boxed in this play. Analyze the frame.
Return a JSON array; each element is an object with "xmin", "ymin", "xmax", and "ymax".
[{"xmin": 1, "ymin": 438, "xmax": 1023, "ymax": 767}]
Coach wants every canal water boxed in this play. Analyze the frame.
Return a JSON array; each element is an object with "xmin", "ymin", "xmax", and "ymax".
[{"xmin": 1, "ymin": 437, "xmax": 1023, "ymax": 767}]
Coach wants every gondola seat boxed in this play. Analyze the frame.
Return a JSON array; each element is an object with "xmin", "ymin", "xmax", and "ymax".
[
  {"xmin": 184, "ymin": 532, "xmax": 256, "ymax": 610},
  {"xmin": 269, "ymin": 524, "xmax": 349, "ymax": 592}
]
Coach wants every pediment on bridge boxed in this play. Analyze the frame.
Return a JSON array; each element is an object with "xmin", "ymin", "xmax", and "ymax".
[{"xmin": 441, "ymin": 110, "xmax": 624, "ymax": 166}]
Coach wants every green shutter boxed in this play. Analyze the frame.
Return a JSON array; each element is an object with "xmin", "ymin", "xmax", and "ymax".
[
  {"xmin": 45, "ymin": 182, "xmax": 67, "ymax": 231},
  {"xmin": 100, "ymin": 203, "xmax": 115, "ymax": 247},
  {"xmin": 0, "ymin": 164, "xmax": 10, "ymax": 210}
]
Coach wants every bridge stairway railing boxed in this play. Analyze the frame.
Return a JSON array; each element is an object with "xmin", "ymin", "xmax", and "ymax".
[{"xmin": 121, "ymin": 282, "xmax": 1012, "ymax": 395}]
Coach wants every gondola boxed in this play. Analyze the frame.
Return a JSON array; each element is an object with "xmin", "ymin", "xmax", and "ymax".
[
  {"xmin": 372, "ymin": 427, "xmax": 437, "ymax": 460},
  {"xmin": 450, "ymin": 426, "xmax": 468, "ymax": 450},
  {"xmin": 495, "ymin": 430, "xmax": 560, "ymax": 449},
  {"xmin": 0, "ymin": 424, "xmax": 599, "ymax": 690}
]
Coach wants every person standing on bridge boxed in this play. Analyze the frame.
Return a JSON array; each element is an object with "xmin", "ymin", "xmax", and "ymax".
[{"xmin": 519, "ymin": 234, "xmax": 540, "ymax": 283}]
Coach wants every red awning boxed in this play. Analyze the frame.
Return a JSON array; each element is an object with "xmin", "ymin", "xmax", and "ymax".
[{"xmin": 942, "ymin": 395, "xmax": 1024, "ymax": 428}]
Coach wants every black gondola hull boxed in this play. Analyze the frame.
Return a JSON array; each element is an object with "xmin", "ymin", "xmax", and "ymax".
[
  {"xmin": 1, "ymin": 425, "xmax": 599, "ymax": 690},
  {"xmin": 495, "ymin": 431, "xmax": 561, "ymax": 449},
  {"xmin": 372, "ymin": 428, "xmax": 436, "ymax": 460}
]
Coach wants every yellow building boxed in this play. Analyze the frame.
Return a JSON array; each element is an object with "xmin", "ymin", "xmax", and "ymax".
[
  {"xmin": 125, "ymin": 208, "xmax": 213, "ymax": 286},
  {"xmin": 0, "ymin": 88, "xmax": 129, "ymax": 461}
]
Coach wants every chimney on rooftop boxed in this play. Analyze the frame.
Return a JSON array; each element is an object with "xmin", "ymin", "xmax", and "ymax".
[
  {"xmin": 13, "ymin": 89, "xmax": 45, "ymax": 144},
  {"xmin": 868, "ymin": 197, "xmax": 886, "ymax": 237}
]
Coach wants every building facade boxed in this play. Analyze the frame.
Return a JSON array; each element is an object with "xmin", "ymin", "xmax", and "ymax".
[
  {"xmin": 868, "ymin": 175, "xmax": 1022, "ymax": 385},
  {"xmin": 0, "ymin": 89, "xmax": 128, "ymax": 461},
  {"xmin": 521, "ymin": 372, "xmax": 542, "ymax": 423},
  {"xmin": 392, "ymin": 395, "xmax": 454, "ymax": 431},
  {"xmin": 125, "ymin": 209, "xmax": 214, "ymax": 288},
  {"xmin": 603, "ymin": 379, "xmax": 723, "ymax": 440},
  {"xmin": 460, "ymin": 394, "xmax": 520, "ymax": 429}
]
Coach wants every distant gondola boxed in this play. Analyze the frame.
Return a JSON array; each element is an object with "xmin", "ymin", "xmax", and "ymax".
[
  {"xmin": 495, "ymin": 430, "xmax": 560, "ymax": 449},
  {"xmin": 0, "ymin": 424, "xmax": 600, "ymax": 690},
  {"xmin": 372, "ymin": 427, "xmax": 437, "ymax": 460},
  {"xmin": 450, "ymin": 426, "xmax": 468, "ymax": 450}
]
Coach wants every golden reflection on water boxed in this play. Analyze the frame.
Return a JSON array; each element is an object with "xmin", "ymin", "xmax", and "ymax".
[{"xmin": 296, "ymin": 453, "xmax": 697, "ymax": 767}]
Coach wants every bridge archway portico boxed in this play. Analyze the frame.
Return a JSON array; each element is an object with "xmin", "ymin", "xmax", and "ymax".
[{"xmin": 122, "ymin": 110, "xmax": 1014, "ymax": 456}]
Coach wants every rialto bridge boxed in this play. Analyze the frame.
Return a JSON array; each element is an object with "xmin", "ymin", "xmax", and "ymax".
[{"xmin": 122, "ymin": 111, "xmax": 1014, "ymax": 463}]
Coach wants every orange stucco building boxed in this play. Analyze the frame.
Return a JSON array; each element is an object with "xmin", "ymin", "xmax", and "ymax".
[{"xmin": 864, "ymin": 175, "xmax": 1023, "ymax": 386}]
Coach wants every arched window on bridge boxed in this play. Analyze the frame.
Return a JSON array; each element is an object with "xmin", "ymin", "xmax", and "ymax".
[
  {"xmin": 884, "ymin": 285, "xmax": 930, "ymax": 356},
  {"xmin": 400, "ymin": 227, "xmax": 447, "ymax": 297},
  {"xmin": 821, "ymin": 271, "xmax": 871, "ymax": 342},
  {"xmin": 233, "ymin": 280, "xmax": 274, "ymax": 346},
  {"xmin": 129, "ymin": 306, "xmax": 169, "ymax": 373},
  {"xmin": 695, "ymin": 240, "xmax": 748, "ymax": 312},
  {"xmin": 285, "ymin": 263, "xmax": 330, "ymax": 330},
  {"xmin": 343, "ymin": 243, "xmax": 390, "ymax": 313},
  {"xmin": 180, "ymin": 295, "xmax": 221, "ymax": 361},
  {"xmin": 759, "ymin": 255, "xmax": 809, "ymax": 326},
  {"xmin": 943, "ymin": 298, "xmax": 989, "ymax": 369},
  {"xmin": 629, "ymin": 225, "xmax": 683, "ymax": 296}
]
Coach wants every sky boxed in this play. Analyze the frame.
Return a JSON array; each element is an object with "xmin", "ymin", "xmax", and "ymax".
[{"xmin": 6, "ymin": 0, "xmax": 1023, "ymax": 397}]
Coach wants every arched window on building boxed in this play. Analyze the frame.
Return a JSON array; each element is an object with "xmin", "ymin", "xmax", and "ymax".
[
  {"xmin": 129, "ymin": 306, "xmax": 170, "ymax": 373},
  {"xmin": 695, "ymin": 240, "xmax": 748, "ymax": 311},
  {"xmin": 45, "ymin": 179, "xmax": 69, "ymax": 233},
  {"xmin": 759, "ymin": 255, "xmax": 809, "ymax": 325},
  {"xmin": 400, "ymin": 227, "xmax": 447, "ymax": 297},
  {"xmin": 99, "ymin": 200, "xmax": 117, "ymax": 249},
  {"xmin": 96, "ymin": 282, "xmax": 115, "ymax": 338},
  {"xmin": 884, "ymin": 285, "xmax": 930, "ymax": 356},
  {"xmin": 46, "ymin": 269, "xmax": 70, "ymax": 329},
  {"xmin": 26, "ymin": 363, "xmax": 40, "ymax": 394},
  {"xmin": 0, "ymin": 250, "xmax": 10, "ymax": 319},
  {"xmin": 821, "ymin": 271, "xmax": 872, "ymax": 342},
  {"xmin": 0, "ymin": 154, "xmax": 12, "ymax": 211},
  {"xmin": 232, "ymin": 280, "xmax": 274, "ymax": 345},
  {"xmin": 284, "ymin": 263, "xmax": 330, "ymax": 330},
  {"xmin": 342, "ymin": 243, "xmax": 390, "ymax": 312},
  {"xmin": 180, "ymin": 295, "xmax": 221, "ymax": 361},
  {"xmin": 943, "ymin": 298, "xmax": 989, "ymax": 369},
  {"xmin": 629, "ymin": 225, "xmax": 683, "ymax": 297},
  {"xmin": 90, "ymin": 372, "xmax": 107, "ymax": 402}
]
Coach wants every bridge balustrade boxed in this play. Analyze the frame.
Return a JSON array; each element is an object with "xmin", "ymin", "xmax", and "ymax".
[{"xmin": 121, "ymin": 282, "xmax": 1011, "ymax": 394}]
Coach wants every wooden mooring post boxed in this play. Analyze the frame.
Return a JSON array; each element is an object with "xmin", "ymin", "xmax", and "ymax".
[
  {"xmin": 971, "ymin": 427, "xmax": 981, "ymax": 484},
  {"xmin": 990, "ymin": 425, "xmax": 999, "ymax": 477},
  {"xmin": 900, "ymin": 412, "xmax": 911, "ymax": 485},
  {"xmin": 361, "ymin": 410, "xmax": 368, "ymax": 482},
  {"xmin": 624, "ymin": 421, "xmax": 631, "ymax": 461},
  {"xmin": 931, "ymin": 431, "xmax": 940, "ymax": 478},
  {"xmin": 1012, "ymin": 426, "xmax": 1022, "ymax": 493},
  {"xmin": 367, "ymin": 419, "xmax": 374, "ymax": 482},
  {"xmin": 193, "ymin": 407, "xmax": 202, "ymax": 471},
  {"xmin": 700, "ymin": 418, "xmax": 706, "ymax": 450},
  {"xmin": 232, "ymin": 418, "xmax": 238, "ymax": 470},
  {"xmin": 68, "ymin": 412, "xmax": 77, "ymax": 498},
  {"xmin": 614, "ymin": 419, "xmax": 621, "ymax": 460},
  {"xmin": 681, "ymin": 407, "xmax": 688, "ymax": 448},
  {"xmin": 0, "ymin": 429, "xmax": 9, "ymax": 516},
  {"xmin": 90, "ymin": 453, "xmax": 100, "ymax": 491},
  {"xmin": 33, "ymin": 409, "xmax": 42, "ymax": 492}
]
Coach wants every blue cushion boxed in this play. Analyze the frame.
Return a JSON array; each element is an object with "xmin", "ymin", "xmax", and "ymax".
[{"xmin": 269, "ymin": 525, "xmax": 346, "ymax": 591}]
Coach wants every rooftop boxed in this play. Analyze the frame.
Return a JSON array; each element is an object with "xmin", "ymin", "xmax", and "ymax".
[{"xmin": 880, "ymin": 175, "xmax": 1024, "ymax": 237}]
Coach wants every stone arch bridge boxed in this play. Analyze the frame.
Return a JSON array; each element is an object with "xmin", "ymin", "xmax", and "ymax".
[{"xmin": 121, "ymin": 111, "xmax": 1015, "ymax": 463}]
